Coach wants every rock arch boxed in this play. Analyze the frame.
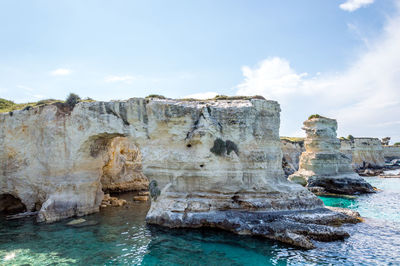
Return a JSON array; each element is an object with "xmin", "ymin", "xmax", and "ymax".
[{"xmin": 86, "ymin": 133, "xmax": 149, "ymax": 193}]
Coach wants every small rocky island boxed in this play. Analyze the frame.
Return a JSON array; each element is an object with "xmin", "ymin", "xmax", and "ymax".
[
  {"xmin": 0, "ymin": 97, "xmax": 362, "ymax": 249},
  {"xmin": 288, "ymin": 115, "xmax": 375, "ymax": 195}
]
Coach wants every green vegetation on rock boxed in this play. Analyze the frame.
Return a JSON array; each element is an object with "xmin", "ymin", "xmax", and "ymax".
[
  {"xmin": 145, "ymin": 94, "xmax": 166, "ymax": 99},
  {"xmin": 212, "ymin": 95, "xmax": 265, "ymax": 100},
  {"xmin": 0, "ymin": 98, "xmax": 63, "ymax": 113},
  {"xmin": 394, "ymin": 142, "xmax": 400, "ymax": 146},
  {"xmin": 308, "ymin": 114, "xmax": 329, "ymax": 120},
  {"xmin": 280, "ymin": 136, "xmax": 305, "ymax": 143},
  {"xmin": 66, "ymin": 93, "xmax": 81, "ymax": 108}
]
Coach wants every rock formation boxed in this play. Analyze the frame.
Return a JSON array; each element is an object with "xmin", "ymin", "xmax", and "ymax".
[
  {"xmin": 281, "ymin": 138, "xmax": 305, "ymax": 176},
  {"xmin": 288, "ymin": 116, "xmax": 374, "ymax": 195},
  {"xmin": 100, "ymin": 137, "xmax": 148, "ymax": 193},
  {"xmin": 340, "ymin": 138, "xmax": 385, "ymax": 170},
  {"xmin": 383, "ymin": 145, "xmax": 400, "ymax": 161},
  {"xmin": 1, "ymin": 98, "xmax": 361, "ymax": 248}
]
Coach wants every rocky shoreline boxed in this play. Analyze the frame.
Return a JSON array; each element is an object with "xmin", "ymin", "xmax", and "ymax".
[{"xmin": 0, "ymin": 97, "xmax": 394, "ymax": 249}]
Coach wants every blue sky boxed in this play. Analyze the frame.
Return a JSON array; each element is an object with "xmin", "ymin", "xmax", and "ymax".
[{"xmin": 1, "ymin": 0, "xmax": 400, "ymax": 141}]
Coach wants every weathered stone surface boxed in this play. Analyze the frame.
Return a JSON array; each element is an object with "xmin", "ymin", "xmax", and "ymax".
[
  {"xmin": 147, "ymin": 208, "xmax": 359, "ymax": 249},
  {"xmin": 340, "ymin": 138, "xmax": 385, "ymax": 170},
  {"xmin": 383, "ymin": 145, "xmax": 400, "ymax": 161},
  {"xmin": 281, "ymin": 138, "xmax": 305, "ymax": 176},
  {"xmin": 0, "ymin": 98, "xmax": 360, "ymax": 248},
  {"xmin": 288, "ymin": 117, "xmax": 374, "ymax": 195},
  {"xmin": 101, "ymin": 137, "xmax": 148, "ymax": 193}
]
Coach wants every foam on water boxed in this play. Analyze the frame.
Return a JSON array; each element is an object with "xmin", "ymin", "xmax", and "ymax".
[{"xmin": 1, "ymin": 177, "xmax": 400, "ymax": 265}]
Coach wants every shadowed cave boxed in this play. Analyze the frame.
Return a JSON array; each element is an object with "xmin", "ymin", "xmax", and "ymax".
[{"xmin": 0, "ymin": 194, "xmax": 27, "ymax": 215}]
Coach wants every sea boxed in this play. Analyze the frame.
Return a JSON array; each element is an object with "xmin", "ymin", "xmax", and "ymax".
[{"xmin": 1, "ymin": 171, "xmax": 400, "ymax": 265}]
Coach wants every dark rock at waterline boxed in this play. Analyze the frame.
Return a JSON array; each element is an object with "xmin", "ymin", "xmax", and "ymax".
[
  {"xmin": 146, "ymin": 208, "xmax": 360, "ymax": 249},
  {"xmin": 307, "ymin": 176, "xmax": 375, "ymax": 195},
  {"xmin": 358, "ymin": 168, "xmax": 384, "ymax": 176}
]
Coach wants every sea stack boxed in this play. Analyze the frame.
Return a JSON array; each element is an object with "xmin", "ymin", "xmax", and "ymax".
[{"xmin": 288, "ymin": 115, "xmax": 374, "ymax": 195}]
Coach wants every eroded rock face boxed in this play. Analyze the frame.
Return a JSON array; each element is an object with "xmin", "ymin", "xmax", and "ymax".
[
  {"xmin": 0, "ymin": 98, "xmax": 360, "ymax": 248},
  {"xmin": 281, "ymin": 139, "xmax": 305, "ymax": 176},
  {"xmin": 288, "ymin": 117, "xmax": 374, "ymax": 195},
  {"xmin": 383, "ymin": 145, "xmax": 400, "ymax": 161},
  {"xmin": 101, "ymin": 137, "xmax": 148, "ymax": 193},
  {"xmin": 340, "ymin": 138, "xmax": 385, "ymax": 170}
]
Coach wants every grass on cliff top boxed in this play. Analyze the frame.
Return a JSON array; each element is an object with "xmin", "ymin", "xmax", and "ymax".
[
  {"xmin": 308, "ymin": 114, "xmax": 331, "ymax": 120},
  {"xmin": 0, "ymin": 98, "xmax": 60, "ymax": 113},
  {"xmin": 280, "ymin": 136, "xmax": 305, "ymax": 142},
  {"xmin": 0, "ymin": 98, "xmax": 96, "ymax": 114},
  {"xmin": 146, "ymin": 94, "xmax": 266, "ymax": 101},
  {"xmin": 180, "ymin": 95, "xmax": 266, "ymax": 101}
]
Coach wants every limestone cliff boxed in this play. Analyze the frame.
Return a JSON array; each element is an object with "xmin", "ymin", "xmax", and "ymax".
[
  {"xmin": 281, "ymin": 138, "xmax": 305, "ymax": 176},
  {"xmin": 340, "ymin": 138, "xmax": 385, "ymax": 169},
  {"xmin": 1, "ymin": 98, "xmax": 360, "ymax": 248},
  {"xmin": 288, "ymin": 117, "xmax": 374, "ymax": 195},
  {"xmin": 383, "ymin": 145, "xmax": 400, "ymax": 161}
]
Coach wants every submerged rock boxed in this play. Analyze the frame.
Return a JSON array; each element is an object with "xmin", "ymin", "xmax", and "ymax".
[
  {"xmin": 288, "ymin": 116, "xmax": 374, "ymax": 195},
  {"xmin": 67, "ymin": 218, "xmax": 86, "ymax": 225}
]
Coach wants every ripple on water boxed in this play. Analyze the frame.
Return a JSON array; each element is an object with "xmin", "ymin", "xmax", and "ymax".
[{"xmin": 1, "ymin": 180, "xmax": 400, "ymax": 265}]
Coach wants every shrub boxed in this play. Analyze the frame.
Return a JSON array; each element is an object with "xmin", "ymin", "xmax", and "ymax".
[
  {"xmin": 347, "ymin": 135, "xmax": 354, "ymax": 141},
  {"xmin": 0, "ymin": 98, "xmax": 15, "ymax": 109},
  {"xmin": 145, "ymin": 94, "xmax": 166, "ymax": 99},
  {"xmin": 65, "ymin": 93, "xmax": 81, "ymax": 107},
  {"xmin": 394, "ymin": 142, "xmax": 400, "ymax": 146},
  {"xmin": 308, "ymin": 114, "xmax": 323, "ymax": 120}
]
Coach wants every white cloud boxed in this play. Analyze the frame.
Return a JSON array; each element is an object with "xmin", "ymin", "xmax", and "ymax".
[
  {"xmin": 182, "ymin": 91, "xmax": 218, "ymax": 99},
  {"xmin": 104, "ymin": 75, "xmax": 135, "ymax": 84},
  {"xmin": 340, "ymin": 0, "xmax": 374, "ymax": 12},
  {"xmin": 17, "ymin": 85, "xmax": 34, "ymax": 91},
  {"xmin": 50, "ymin": 68, "xmax": 71, "ymax": 76},
  {"xmin": 236, "ymin": 7, "xmax": 400, "ymax": 142}
]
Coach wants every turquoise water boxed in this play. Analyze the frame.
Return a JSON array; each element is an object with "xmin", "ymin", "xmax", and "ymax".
[{"xmin": 1, "ymin": 176, "xmax": 400, "ymax": 265}]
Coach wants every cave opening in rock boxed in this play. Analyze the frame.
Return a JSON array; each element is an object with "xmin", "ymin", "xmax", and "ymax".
[
  {"xmin": 87, "ymin": 133, "xmax": 150, "ymax": 207},
  {"xmin": 0, "ymin": 194, "xmax": 27, "ymax": 215}
]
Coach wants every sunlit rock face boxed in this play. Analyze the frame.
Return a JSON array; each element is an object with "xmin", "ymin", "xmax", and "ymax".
[
  {"xmin": 100, "ymin": 136, "xmax": 148, "ymax": 193},
  {"xmin": 0, "ymin": 98, "xmax": 360, "ymax": 248},
  {"xmin": 340, "ymin": 138, "xmax": 385, "ymax": 169},
  {"xmin": 288, "ymin": 117, "xmax": 374, "ymax": 195}
]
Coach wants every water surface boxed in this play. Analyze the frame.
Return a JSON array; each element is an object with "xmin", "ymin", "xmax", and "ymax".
[{"xmin": 1, "ymin": 177, "xmax": 400, "ymax": 265}]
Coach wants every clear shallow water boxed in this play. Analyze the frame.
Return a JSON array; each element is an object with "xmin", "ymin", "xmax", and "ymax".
[{"xmin": 1, "ymin": 177, "xmax": 400, "ymax": 265}]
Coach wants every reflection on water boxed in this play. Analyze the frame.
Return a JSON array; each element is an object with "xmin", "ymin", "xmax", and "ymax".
[{"xmin": 1, "ymin": 177, "xmax": 400, "ymax": 265}]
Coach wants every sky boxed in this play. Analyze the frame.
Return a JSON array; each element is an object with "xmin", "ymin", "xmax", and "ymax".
[{"xmin": 0, "ymin": 0, "xmax": 399, "ymax": 142}]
